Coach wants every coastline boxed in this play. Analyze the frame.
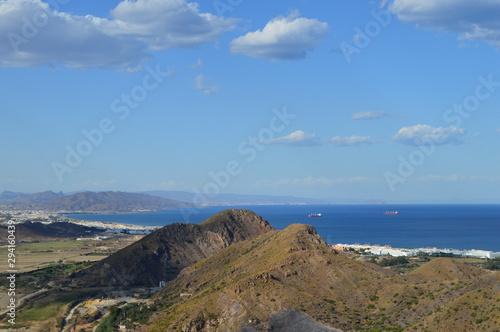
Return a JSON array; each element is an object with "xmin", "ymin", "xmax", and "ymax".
[
  {"xmin": 66, "ymin": 217, "xmax": 500, "ymax": 259},
  {"xmin": 4, "ymin": 206, "xmax": 500, "ymax": 253},
  {"xmin": 334, "ymin": 243, "xmax": 500, "ymax": 259},
  {"xmin": 65, "ymin": 218, "xmax": 161, "ymax": 235}
]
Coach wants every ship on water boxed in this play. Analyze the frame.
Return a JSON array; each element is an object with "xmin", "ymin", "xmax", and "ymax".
[
  {"xmin": 383, "ymin": 211, "xmax": 399, "ymax": 215},
  {"xmin": 308, "ymin": 213, "xmax": 322, "ymax": 218}
]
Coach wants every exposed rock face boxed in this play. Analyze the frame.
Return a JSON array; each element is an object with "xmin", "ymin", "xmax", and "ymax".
[
  {"xmin": 240, "ymin": 309, "xmax": 343, "ymax": 332},
  {"xmin": 145, "ymin": 221, "xmax": 500, "ymax": 332},
  {"xmin": 267, "ymin": 309, "xmax": 342, "ymax": 332},
  {"xmin": 75, "ymin": 209, "xmax": 274, "ymax": 287},
  {"xmin": 148, "ymin": 222, "xmax": 386, "ymax": 331},
  {"xmin": 0, "ymin": 221, "xmax": 100, "ymax": 243}
]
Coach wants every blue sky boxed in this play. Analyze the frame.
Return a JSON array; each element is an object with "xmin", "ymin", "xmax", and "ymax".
[{"xmin": 1, "ymin": 0, "xmax": 500, "ymax": 203}]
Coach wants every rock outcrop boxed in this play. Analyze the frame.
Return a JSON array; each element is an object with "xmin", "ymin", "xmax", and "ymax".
[
  {"xmin": 145, "ymin": 222, "xmax": 500, "ymax": 332},
  {"xmin": 75, "ymin": 209, "xmax": 274, "ymax": 286}
]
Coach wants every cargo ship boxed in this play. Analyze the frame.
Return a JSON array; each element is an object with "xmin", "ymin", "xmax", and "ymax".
[
  {"xmin": 308, "ymin": 213, "xmax": 322, "ymax": 218},
  {"xmin": 383, "ymin": 211, "xmax": 399, "ymax": 215}
]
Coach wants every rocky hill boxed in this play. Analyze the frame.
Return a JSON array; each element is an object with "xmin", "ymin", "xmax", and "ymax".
[
  {"xmin": 0, "ymin": 221, "xmax": 101, "ymax": 243},
  {"xmin": 9, "ymin": 190, "xmax": 65, "ymax": 205},
  {"xmin": 40, "ymin": 191, "xmax": 191, "ymax": 212},
  {"xmin": 0, "ymin": 190, "xmax": 64, "ymax": 208},
  {"xmin": 141, "ymin": 223, "xmax": 500, "ymax": 332},
  {"xmin": 75, "ymin": 209, "xmax": 274, "ymax": 287},
  {"xmin": 0, "ymin": 190, "xmax": 29, "ymax": 201}
]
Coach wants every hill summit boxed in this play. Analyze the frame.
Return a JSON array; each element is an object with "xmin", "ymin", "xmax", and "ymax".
[
  {"xmin": 62, "ymin": 210, "xmax": 500, "ymax": 331},
  {"xmin": 148, "ymin": 222, "xmax": 399, "ymax": 331},
  {"xmin": 143, "ymin": 221, "xmax": 500, "ymax": 332},
  {"xmin": 410, "ymin": 257, "xmax": 487, "ymax": 281},
  {"xmin": 75, "ymin": 209, "xmax": 274, "ymax": 287}
]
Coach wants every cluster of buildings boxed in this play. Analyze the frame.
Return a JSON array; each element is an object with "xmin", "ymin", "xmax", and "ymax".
[
  {"xmin": 0, "ymin": 209, "xmax": 159, "ymax": 235},
  {"xmin": 76, "ymin": 235, "xmax": 112, "ymax": 241},
  {"xmin": 333, "ymin": 243, "xmax": 500, "ymax": 259},
  {"xmin": 0, "ymin": 209, "xmax": 60, "ymax": 222}
]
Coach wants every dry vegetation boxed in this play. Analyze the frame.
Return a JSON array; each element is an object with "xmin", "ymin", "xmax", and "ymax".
[
  {"xmin": 145, "ymin": 225, "xmax": 500, "ymax": 332},
  {"xmin": 1, "ymin": 217, "xmax": 499, "ymax": 332},
  {"xmin": 0, "ymin": 234, "xmax": 143, "ymax": 273},
  {"xmin": 0, "ymin": 233, "xmax": 144, "ymax": 331}
]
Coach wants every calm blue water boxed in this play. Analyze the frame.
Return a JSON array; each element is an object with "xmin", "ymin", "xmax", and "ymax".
[{"xmin": 67, "ymin": 205, "xmax": 500, "ymax": 251}]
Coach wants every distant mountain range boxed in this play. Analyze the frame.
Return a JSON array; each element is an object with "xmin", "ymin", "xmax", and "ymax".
[
  {"xmin": 0, "ymin": 190, "xmax": 385, "ymax": 212},
  {"xmin": 142, "ymin": 190, "xmax": 384, "ymax": 206},
  {"xmin": 0, "ymin": 191, "xmax": 30, "ymax": 201},
  {"xmin": 0, "ymin": 191, "xmax": 191, "ymax": 212},
  {"xmin": 142, "ymin": 190, "xmax": 327, "ymax": 206},
  {"xmin": 0, "ymin": 190, "xmax": 65, "ymax": 203}
]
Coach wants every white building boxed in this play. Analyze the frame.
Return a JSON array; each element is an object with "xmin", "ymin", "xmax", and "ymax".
[{"xmin": 335, "ymin": 243, "xmax": 500, "ymax": 259}]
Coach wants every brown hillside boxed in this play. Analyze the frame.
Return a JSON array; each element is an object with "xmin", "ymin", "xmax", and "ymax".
[
  {"xmin": 141, "ymin": 223, "xmax": 500, "ymax": 332},
  {"xmin": 74, "ymin": 209, "xmax": 274, "ymax": 287},
  {"xmin": 0, "ymin": 221, "xmax": 100, "ymax": 243},
  {"xmin": 410, "ymin": 257, "xmax": 486, "ymax": 281},
  {"xmin": 420, "ymin": 281, "xmax": 500, "ymax": 332},
  {"xmin": 148, "ymin": 224, "xmax": 403, "ymax": 331}
]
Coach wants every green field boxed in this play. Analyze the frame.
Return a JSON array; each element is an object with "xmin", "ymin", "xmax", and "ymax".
[
  {"xmin": 0, "ymin": 235, "xmax": 143, "ymax": 273},
  {"xmin": 18, "ymin": 293, "xmax": 79, "ymax": 322}
]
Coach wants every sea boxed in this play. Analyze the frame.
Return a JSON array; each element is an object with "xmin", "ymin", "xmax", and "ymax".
[{"xmin": 67, "ymin": 204, "xmax": 500, "ymax": 252}]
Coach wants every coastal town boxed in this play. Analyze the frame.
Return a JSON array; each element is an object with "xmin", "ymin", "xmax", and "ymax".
[
  {"xmin": 0, "ymin": 209, "xmax": 160, "ymax": 235},
  {"xmin": 333, "ymin": 243, "xmax": 500, "ymax": 259}
]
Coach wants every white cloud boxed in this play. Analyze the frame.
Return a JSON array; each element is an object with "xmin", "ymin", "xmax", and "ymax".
[
  {"xmin": 268, "ymin": 130, "xmax": 322, "ymax": 147},
  {"xmin": 393, "ymin": 124, "xmax": 466, "ymax": 146},
  {"xmin": 390, "ymin": 0, "xmax": 500, "ymax": 48},
  {"xmin": 270, "ymin": 131, "xmax": 381, "ymax": 147},
  {"xmin": 0, "ymin": 0, "xmax": 237, "ymax": 70},
  {"xmin": 351, "ymin": 111, "xmax": 389, "ymax": 120},
  {"xmin": 107, "ymin": 0, "xmax": 237, "ymax": 50},
  {"xmin": 0, "ymin": 0, "xmax": 149, "ymax": 70},
  {"xmin": 194, "ymin": 74, "xmax": 219, "ymax": 94},
  {"xmin": 230, "ymin": 10, "xmax": 328, "ymax": 60},
  {"xmin": 330, "ymin": 135, "xmax": 380, "ymax": 147}
]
